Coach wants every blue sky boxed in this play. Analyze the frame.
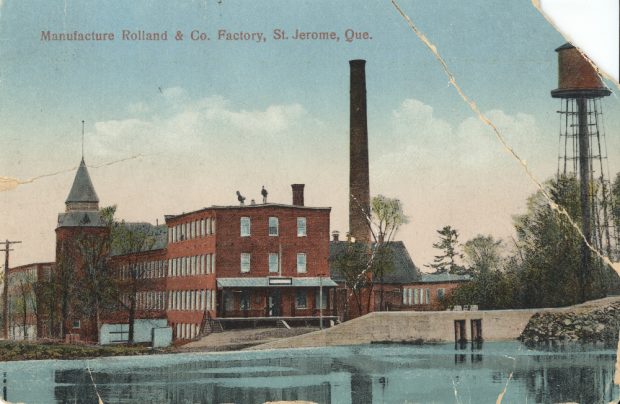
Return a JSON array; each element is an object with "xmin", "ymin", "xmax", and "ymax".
[{"xmin": 1, "ymin": 0, "xmax": 618, "ymax": 267}]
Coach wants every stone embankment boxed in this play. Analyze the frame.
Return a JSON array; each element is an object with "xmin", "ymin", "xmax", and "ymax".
[{"xmin": 520, "ymin": 300, "xmax": 620, "ymax": 343}]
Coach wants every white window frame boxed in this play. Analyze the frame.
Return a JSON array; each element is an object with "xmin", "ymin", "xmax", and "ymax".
[
  {"xmin": 240, "ymin": 217, "xmax": 251, "ymax": 237},
  {"xmin": 297, "ymin": 217, "xmax": 307, "ymax": 237},
  {"xmin": 268, "ymin": 217, "xmax": 279, "ymax": 236},
  {"xmin": 296, "ymin": 253, "xmax": 307, "ymax": 273},
  {"xmin": 269, "ymin": 253, "xmax": 279, "ymax": 273},
  {"xmin": 241, "ymin": 253, "xmax": 251, "ymax": 273}
]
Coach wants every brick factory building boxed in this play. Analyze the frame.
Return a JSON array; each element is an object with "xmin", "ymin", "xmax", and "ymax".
[
  {"xmin": 163, "ymin": 184, "xmax": 336, "ymax": 340},
  {"xmin": 4, "ymin": 262, "xmax": 54, "ymax": 340}
]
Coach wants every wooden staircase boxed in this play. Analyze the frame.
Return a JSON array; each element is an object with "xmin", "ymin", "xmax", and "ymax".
[{"xmin": 199, "ymin": 312, "xmax": 224, "ymax": 337}]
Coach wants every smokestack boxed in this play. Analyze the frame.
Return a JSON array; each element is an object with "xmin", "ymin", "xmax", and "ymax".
[
  {"xmin": 291, "ymin": 184, "xmax": 305, "ymax": 206},
  {"xmin": 349, "ymin": 59, "xmax": 370, "ymax": 243}
]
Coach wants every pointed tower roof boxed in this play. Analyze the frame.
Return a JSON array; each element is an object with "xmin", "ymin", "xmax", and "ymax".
[{"xmin": 65, "ymin": 159, "xmax": 99, "ymax": 204}]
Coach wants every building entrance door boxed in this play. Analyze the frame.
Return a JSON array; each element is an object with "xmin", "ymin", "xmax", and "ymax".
[{"xmin": 268, "ymin": 290, "xmax": 281, "ymax": 317}]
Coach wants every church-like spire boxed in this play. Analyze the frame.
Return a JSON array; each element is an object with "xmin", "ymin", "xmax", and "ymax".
[{"xmin": 65, "ymin": 159, "xmax": 99, "ymax": 212}]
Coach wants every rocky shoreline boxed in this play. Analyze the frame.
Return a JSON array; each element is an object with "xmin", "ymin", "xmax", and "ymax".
[{"xmin": 520, "ymin": 301, "xmax": 620, "ymax": 343}]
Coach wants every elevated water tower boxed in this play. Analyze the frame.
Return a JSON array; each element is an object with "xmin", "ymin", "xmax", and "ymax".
[{"xmin": 552, "ymin": 43, "xmax": 616, "ymax": 297}]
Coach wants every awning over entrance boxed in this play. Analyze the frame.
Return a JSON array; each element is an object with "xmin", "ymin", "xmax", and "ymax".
[{"xmin": 217, "ymin": 277, "xmax": 338, "ymax": 288}]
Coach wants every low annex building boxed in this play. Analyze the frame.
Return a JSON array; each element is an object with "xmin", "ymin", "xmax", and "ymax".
[{"xmin": 329, "ymin": 239, "xmax": 470, "ymax": 317}]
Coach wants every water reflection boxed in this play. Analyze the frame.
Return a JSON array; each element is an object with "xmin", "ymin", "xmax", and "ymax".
[{"xmin": 1, "ymin": 342, "xmax": 618, "ymax": 403}]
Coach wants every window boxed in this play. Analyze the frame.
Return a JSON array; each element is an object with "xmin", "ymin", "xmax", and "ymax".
[
  {"xmin": 240, "ymin": 217, "xmax": 251, "ymax": 237},
  {"xmin": 296, "ymin": 253, "xmax": 307, "ymax": 273},
  {"xmin": 224, "ymin": 291, "xmax": 234, "ymax": 311},
  {"xmin": 269, "ymin": 217, "xmax": 279, "ymax": 236},
  {"xmin": 296, "ymin": 290, "xmax": 307, "ymax": 309},
  {"xmin": 315, "ymin": 289, "xmax": 328, "ymax": 309},
  {"xmin": 297, "ymin": 217, "xmax": 307, "ymax": 237},
  {"xmin": 269, "ymin": 253, "xmax": 279, "ymax": 273},
  {"xmin": 240, "ymin": 291, "xmax": 250, "ymax": 310},
  {"xmin": 241, "ymin": 253, "xmax": 251, "ymax": 273},
  {"xmin": 72, "ymin": 320, "xmax": 81, "ymax": 329},
  {"xmin": 437, "ymin": 288, "xmax": 446, "ymax": 300},
  {"xmin": 426, "ymin": 289, "xmax": 430, "ymax": 304}
]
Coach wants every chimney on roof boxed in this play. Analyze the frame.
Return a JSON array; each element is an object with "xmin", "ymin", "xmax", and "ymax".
[
  {"xmin": 332, "ymin": 231, "xmax": 340, "ymax": 241},
  {"xmin": 292, "ymin": 184, "xmax": 305, "ymax": 206},
  {"xmin": 349, "ymin": 59, "xmax": 371, "ymax": 243}
]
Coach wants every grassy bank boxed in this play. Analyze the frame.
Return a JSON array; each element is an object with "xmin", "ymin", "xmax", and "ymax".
[{"xmin": 0, "ymin": 340, "xmax": 166, "ymax": 362}]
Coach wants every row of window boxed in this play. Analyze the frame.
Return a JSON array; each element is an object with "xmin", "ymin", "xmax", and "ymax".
[
  {"xmin": 240, "ymin": 253, "xmax": 306, "ymax": 273},
  {"xmin": 402, "ymin": 288, "xmax": 435, "ymax": 306},
  {"xmin": 175, "ymin": 322, "xmax": 200, "ymax": 340},
  {"xmin": 118, "ymin": 260, "xmax": 167, "ymax": 280},
  {"xmin": 7, "ymin": 267, "xmax": 37, "ymax": 288},
  {"xmin": 168, "ymin": 289, "xmax": 216, "ymax": 311},
  {"xmin": 119, "ymin": 291, "xmax": 166, "ymax": 311},
  {"xmin": 168, "ymin": 255, "xmax": 215, "ymax": 277},
  {"xmin": 224, "ymin": 289, "xmax": 328, "ymax": 311},
  {"xmin": 169, "ymin": 217, "xmax": 216, "ymax": 243},
  {"xmin": 240, "ymin": 217, "xmax": 307, "ymax": 237}
]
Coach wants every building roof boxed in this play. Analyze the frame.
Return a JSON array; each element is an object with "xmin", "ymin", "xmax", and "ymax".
[
  {"xmin": 166, "ymin": 203, "xmax": 331, "ymax": 221},
  {"xmin": 217, "ymin": 277, "xmax": 338, "ymax": 288},
  {"xmin": 65, "ymin": 159, "xmax": 99, "ymax": 204},
  {"xmin": 417, "ymin": 273, "xmax": 472, "ymax": 283},
  {"xmin": 555, "ymin": 42, "xmax": 574, "ymax": 52},
  {"xmin": 329, "ymin": 240, "xmax": 420, "ymax": 284},
  {"xmin": 57, "ymin": 211, "xmax": 106, "ymax": 228},
  {"xmin": 110, "ymin": 222, "xmax": 168, "ymax": 256}
]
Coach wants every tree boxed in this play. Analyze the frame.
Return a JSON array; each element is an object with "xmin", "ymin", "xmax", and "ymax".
[
  {"xmin": 427, "ymin": 226, "xmax": 466, "ymax": 274},
  {"xmin": 109, "ymin": 216, "xmax": 157, "ymax": 344},
  {"xmin": 76, "ymin": 228, "xmax": 114, "ymax": 339},
  {"xmin": 15, "ymin": 278, "xmax": 35, "ymax": 340},
  {"xmin": 333, "ymin": 242, "xmax": 370, "ymax": 318},
  {"xmin": 513, "ymin": 175, "xmax": 606, "ymax": 307},
  {"xmin": 463, "ymin": 235, "xmax": 504, "ymax": 275},
  {"xmin": 612, "ymin": 172, "xmax": 620, "ymax": 260},
  {"xmin": 366, "ymin": 195, "xmax": 408, "ymax": 311},
  {"xmin": 334, "ymin": 195, "xmax": 409, "ymax": 317}
]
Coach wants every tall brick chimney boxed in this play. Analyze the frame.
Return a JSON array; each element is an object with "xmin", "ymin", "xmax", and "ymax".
[
  {"xmin": 349, "ymin": 59, "xmax": 370, "ymax": 243},
  {"xmin": 291, "ymin": 184, "xmax": 305, "ymax": 206}
]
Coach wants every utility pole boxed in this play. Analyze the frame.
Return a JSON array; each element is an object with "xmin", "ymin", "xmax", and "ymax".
[{"xmin": 1, "ymin": 239, "xmax": 22, "ymax": 340}]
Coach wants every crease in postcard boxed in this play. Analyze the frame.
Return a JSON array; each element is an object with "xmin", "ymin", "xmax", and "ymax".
[
  {"xmin": 390, "ymin": 0, "xmax": 620, "ymax": 277},
  {"xmin": 0, "ymin": 154, "xmax": 146, "ymax": 192}
]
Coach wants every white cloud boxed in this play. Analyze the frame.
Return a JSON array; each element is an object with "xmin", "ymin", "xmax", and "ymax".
[
  {"xmin": 370, "ymin": 98, "xmax": 549, "ymax": 267},
  {"xmin": 89, "ymin": 88, "xmax": 312, "ymax": 159}
]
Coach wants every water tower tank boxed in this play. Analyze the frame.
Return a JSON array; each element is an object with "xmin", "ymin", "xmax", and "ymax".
[{"xmin": 551, "ymin": 43, "xmax": 611, "ymax": 98}]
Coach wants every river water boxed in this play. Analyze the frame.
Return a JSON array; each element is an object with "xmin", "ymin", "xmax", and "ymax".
[{"xmin": 0, "ymin": 341, "xmax": 617, "ymax": 403}]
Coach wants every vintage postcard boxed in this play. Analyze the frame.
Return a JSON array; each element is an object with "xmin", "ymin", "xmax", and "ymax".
[{"xmin": 1, "ymin": 1, "xmax": 619, "ymax": 403}]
